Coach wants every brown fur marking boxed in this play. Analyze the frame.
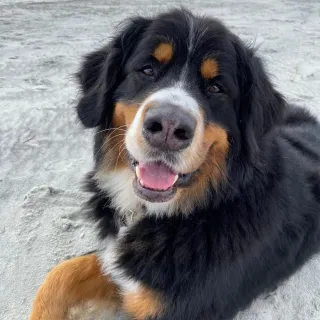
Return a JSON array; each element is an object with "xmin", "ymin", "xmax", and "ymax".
[
  {"xmin": 100, "ymin": 101, "xmax": 155, "ymax": 173},
  {"xmin": 177, "ymin": 123, "xmax": 229, "ymax": 213},
  {"xmin": 120, "ymin": 100, "xmax": 155, "ymax": 153},
  {"xmin": 29, "ymin": 254, "xmax": 121, "ymax": 320},
  {"xmin": 152, "ymin": 43, "xmax": 173, "ymax": 64},
  {"xmin": 123, "ymin": 286, "xmax": 163, "ymax": 320},
  {"xmin": 201, "ymin": 59, "xmax": 219, "ymax": 79},
  {"xmin": 113, "ymin": 102, "xmax": 140, "ymax": 128},
  {"xmin": 101, "ymin": 102, "xmax": 139, "ymax": 171}
]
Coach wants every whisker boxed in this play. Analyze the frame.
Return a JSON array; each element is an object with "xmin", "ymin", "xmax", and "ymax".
[
  {"xmin": 94, "ymin": 125, "xmax": 127, "ymax": 136},
  {"xmin": 94, "ymin": 141, "xmax": 107, "ymax": 160},
  {"xmin": 114, "ymin": 144, "xmax": 127, "ymax": 170},
  {"xmin": 93, "ymin": 135, "xmax": 118, "ymax": 160},
  {"xmin": 105, "ymin": 133, "xmax": 126, "ymax": 143},
  {"xmin": 93, "ymin": 132, "xmax": 127, "ymax": 159},
  {"xmin": 106, "ymin": 139, "xmax": 127, "ymax": 157}
]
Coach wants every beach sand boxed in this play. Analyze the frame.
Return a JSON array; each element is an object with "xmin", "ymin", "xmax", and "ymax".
[{"xmin": 0, "ymin": 1, "xmax": 319, "ymax": 319}]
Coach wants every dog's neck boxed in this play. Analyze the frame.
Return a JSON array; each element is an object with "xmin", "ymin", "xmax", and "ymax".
[{"xmin": 119, "ymin": 208, "xmax": 144, "ymax": 227}]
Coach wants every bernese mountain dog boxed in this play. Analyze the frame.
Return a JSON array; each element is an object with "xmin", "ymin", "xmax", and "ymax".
[{"xmin": 30, "ymin": 9, "xmax": 320, "ymax": 320}]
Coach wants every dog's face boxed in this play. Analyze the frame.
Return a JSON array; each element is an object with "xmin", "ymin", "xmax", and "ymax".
[{"xmin": 77, "ymin": 10, "xmax": 283, "ymax": 215}]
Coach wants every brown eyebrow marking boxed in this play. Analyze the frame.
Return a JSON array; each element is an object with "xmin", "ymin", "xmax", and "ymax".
[
  {"xmin": 152, "ymin": 43, "xmax": 173, "ymax": 64},
  {"xmin": 201, "ymin": 58, "xmax": 219, "ymax": 79}
]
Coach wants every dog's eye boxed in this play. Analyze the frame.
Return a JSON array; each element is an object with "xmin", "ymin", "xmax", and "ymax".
[
  {"xmin": 140, "ymin": 66, "xmax": 154, "ymax": 77},
  {"xmin": 207, "ymin": 84, "xmax": 223, "ymax": 94}
]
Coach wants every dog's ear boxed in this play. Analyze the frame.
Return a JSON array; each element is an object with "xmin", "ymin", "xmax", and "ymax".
[
  {"xmin": 76, "ymin": 47, "xmax": 108, "ymax": 127},
  {"xmin": 76, "ymin": 17, "xmax": 151, "ymax": 128},
  {"xmin": 232, "ymin": 36, "xmax": 286, "ymax": 163}
]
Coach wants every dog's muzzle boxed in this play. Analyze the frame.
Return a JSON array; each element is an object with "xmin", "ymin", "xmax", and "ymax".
[{"xmin": 142, "ymin": 103, "xmax": 196, "ymax": 152}]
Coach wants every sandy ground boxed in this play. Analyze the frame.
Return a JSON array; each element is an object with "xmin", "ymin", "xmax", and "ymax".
[{"xmin": 0, "ymin": 0, "xmax": 320, "ymax": 319}]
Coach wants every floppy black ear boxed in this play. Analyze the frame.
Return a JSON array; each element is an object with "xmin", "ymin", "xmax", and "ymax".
[
  {"xmin": 76, "ymin": 17, "xmax": 151, "ymax": 128},
  {"xmin": 232, "ymin": 36, "xmax": 286, "ymax": 163}
]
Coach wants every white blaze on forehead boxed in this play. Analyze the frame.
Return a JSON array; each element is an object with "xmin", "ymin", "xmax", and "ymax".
[
  {"xmin": 143, "ymin": 87, "xmax": 199, "ymax": 116},
  {"xmin": 179, "ymin": 13, "xmax": 195, "ymax": 82},
  {"xmin": 187, "ymin": 11, "xmax": 195, "ymax": 53}
]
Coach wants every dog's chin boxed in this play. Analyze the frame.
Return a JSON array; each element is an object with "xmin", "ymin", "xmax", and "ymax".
[
  {"xmin": 128, "ymin": 154, "xmax": 196, "ymax": 203},
  {"xmin": 133, "ymin": 177, "xmax": 177, "ymax": 203}
]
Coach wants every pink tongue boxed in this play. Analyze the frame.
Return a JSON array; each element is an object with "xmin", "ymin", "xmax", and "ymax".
[{"xmin": 138, "ymin": 162, "xmax": 177, "ymax": 191}]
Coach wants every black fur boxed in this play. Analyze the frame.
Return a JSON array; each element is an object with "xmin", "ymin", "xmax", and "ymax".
[
  {"xmin": 77, "ymin": 9, "xmax": 320, "ymax": 320},
  {"xmin": 83, "ymin": 172, "xmax": 120, "ymax": 238}
]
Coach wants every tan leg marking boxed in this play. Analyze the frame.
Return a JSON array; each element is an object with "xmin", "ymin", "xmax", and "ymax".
[
  {"xmin": 123, "ymin": 286, "xmax": 163, "ymax": 320},
  {"xmin": 29, "ymin": 254, "xmax": 121, "ymax": 320}
]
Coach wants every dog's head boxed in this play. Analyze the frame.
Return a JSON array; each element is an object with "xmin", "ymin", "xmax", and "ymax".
[{"xmin": 77, "ymin": 9, "xmax": 285, "ymax": 216}]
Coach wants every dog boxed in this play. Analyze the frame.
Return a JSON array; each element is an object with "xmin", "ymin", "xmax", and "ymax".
[{"xmin": 30, "ymin": 9, "xmax": 320, "ymax": 320}]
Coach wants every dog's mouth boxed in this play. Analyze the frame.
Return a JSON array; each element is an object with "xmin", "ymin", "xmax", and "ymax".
[{"xmin": 130, "ymin": 158, "xmax": 194, "ymax": 203}]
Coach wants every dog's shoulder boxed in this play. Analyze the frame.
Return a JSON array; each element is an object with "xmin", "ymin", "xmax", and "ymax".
[{"xmin": 276, "ymin": 105, "xmax": 320, "ymax": 163}]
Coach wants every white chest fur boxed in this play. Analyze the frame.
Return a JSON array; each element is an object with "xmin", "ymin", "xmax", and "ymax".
[{"xmin": 99, "ymin": 227, "xmax": 139, "ymax": 293}]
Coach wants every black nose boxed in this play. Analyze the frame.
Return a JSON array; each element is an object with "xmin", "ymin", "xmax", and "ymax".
[{"xmin": 142, "ymin": 105, "xmax": 196, "ymax": 151}]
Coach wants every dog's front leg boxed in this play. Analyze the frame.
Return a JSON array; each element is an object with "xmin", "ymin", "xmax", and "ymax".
[{"xmin": 29, "ymin": 254, "xmax": 122, "ymax": 320}]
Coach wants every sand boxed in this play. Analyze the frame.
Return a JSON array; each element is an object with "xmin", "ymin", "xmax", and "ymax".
[{"xmin": 0, "ymin": 0, "xmax": 319, "ymax": 319}]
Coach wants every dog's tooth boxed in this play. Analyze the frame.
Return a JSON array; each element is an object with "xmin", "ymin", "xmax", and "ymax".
[
  {"xmin": 173, "ymin": 174, "xmax": 179, "ymax": 184},
  {"xmin": 139, "ymin": 179, "xmax": 145, "ymax": 187},
  {"xmin": 136, "ymin": 166, "xmax": 141, "ymax": 179}
]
